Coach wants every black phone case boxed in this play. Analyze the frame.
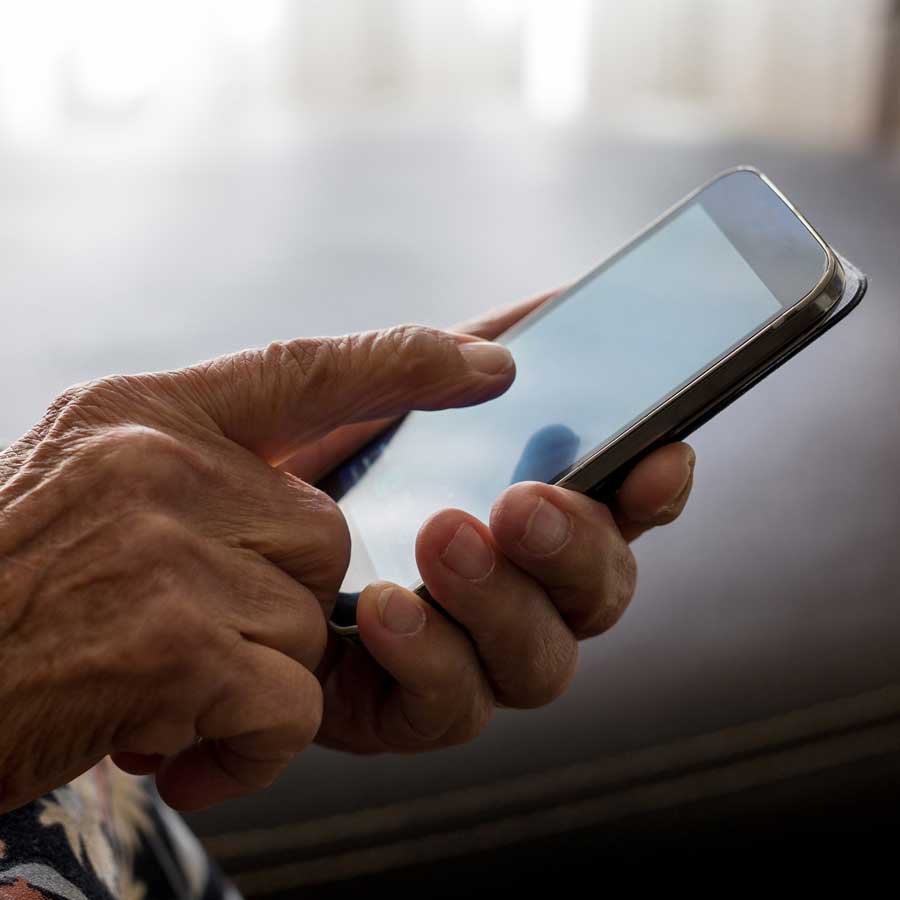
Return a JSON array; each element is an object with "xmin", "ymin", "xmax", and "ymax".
[{"xmin": 330, "ymin": 255, "xmax": 867, "ymax": 635}]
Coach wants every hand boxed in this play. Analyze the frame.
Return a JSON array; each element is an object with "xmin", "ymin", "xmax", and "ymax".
[
  {"xmin": 287, "ymin": 295, "xmax": 696, "ymax": 754},
  {"xmin": 0, "ymin": 325, "xmax": 516, "ymax": 811}
]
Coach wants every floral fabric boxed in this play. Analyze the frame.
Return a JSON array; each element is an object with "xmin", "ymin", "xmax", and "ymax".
[{"xmin": 0, "ymin": 759, "xmax": 240, "ymax": 900}]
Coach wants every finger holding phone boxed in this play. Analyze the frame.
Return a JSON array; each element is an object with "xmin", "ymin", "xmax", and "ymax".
[
  {"xmin": 0, "ymin": 167, "xmax": 861, "ymax": 813},
  {"xmin": 315, "ymin": 168, "xmax": 861, "ymax": 753},
  {"xmin": 304, "ymin": 307, "xmax": 695, "ymax": 755},
  {"xmin": 0, "ymin": 298, "xmax": 691, "ymax": 812}
]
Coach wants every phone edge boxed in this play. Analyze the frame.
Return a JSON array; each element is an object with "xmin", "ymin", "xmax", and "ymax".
[{"xmin": 329, "ymin": 169, "xmax": 850, "ymax": 638}]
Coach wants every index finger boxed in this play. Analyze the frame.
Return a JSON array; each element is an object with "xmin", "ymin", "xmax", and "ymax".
[{"xmin": 284, "ymin": 290, "xmax": 559, "ymax": 483}]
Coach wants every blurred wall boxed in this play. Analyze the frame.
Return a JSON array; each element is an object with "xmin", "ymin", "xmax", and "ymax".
[{"xmin": 0, "ymin": 0, "xmax": 896, "ymax": 158}]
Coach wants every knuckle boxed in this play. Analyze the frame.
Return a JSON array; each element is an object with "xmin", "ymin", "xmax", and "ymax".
[
  {"xmin": 121, "ymin": 508, "xmax": 193, "ymax": 558},
  {"xmin": 379, "ymin": 324, "xmax": 456, "ymax": 382},
  {"xmin": 47, "ymin": 382, "xmax": 92, "ymax": 420},
  {"xmin": 238, "ymin": 567, "xmax": 329, "ymax": 664},
  {"xmin": 305, "ymin": 481, "xmax": 349, "ymax": 538},
  {"xmin": 305, "ymin": 598, "xmax": 330, "ymax": 663},
  {"xmin": 218, "ymin": 681, "xmax": 322, "ymax": 791},
  {"xmin": 281, "ymin": 476, "xmax": 351, "ymax": 587},
  {"xmin": 140, "ymin": 597, "xmax": 219, "ymax": 685},
  {"xmin": 83, "ymin": 425, "xmax": 215, "ymax": 505},
  {"xmin": 606, "ymin": 544, "xmax": 638, "ymax": 621},
  {"xmin": 571, "ymin": 545, "xmax": 638, "ymax": 639},
  {"xmin": 54, "ymin": 375, "xmax": 143, "ymax": 428},
  {"xmin": 272, "ymin": 580, "xmax": 330, "ymax": 669},
  {"xmin": 119, "ymin": 505, "xmax": 164, "ymax": 542},
  {"xmin": 285, "ymin": 677, "xmax": 324, "ymax": 751},
  {"xmin": 80, "ymin": 425, "xmax": 210, "ymax": 497},
  {"xmin": 448, "ymin": 692, "xmax": 495, "ymax": 746},
  {"xmin": 117, "ymin": 512, "xmax": 215, "ymax": 640},
  {"xmin": 44, "ymin": 381, "xmax": 108, "ymax": 434},
  {"xmin": 500, "ymin": 630, "xmax": 578, "ymax": 709},
  {"xmin": 267, "ymin": 325, "xmax": 459, "ymax": 410},
  {"xmin": 187, "ymin": 348, "xmax": 265, "ymax": 415},
  {"xmin": 271, "ymin": 337, "xmax": 342, "ymax": 399}
]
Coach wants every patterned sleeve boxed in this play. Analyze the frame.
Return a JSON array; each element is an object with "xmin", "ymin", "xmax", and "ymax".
[{"xmin": 0, "ymin": 759, "xmax": 241, "ymax": 900}]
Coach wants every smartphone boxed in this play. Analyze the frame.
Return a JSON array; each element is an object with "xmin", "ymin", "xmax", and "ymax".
[{"xmin": 324, "ymin": 167, "xmax": 858, "ymax": 637}]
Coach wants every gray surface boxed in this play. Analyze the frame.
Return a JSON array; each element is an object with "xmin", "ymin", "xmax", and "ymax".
[{"xmin": 2, "ymin": 131, "xmax": 898, "ymax": 836}]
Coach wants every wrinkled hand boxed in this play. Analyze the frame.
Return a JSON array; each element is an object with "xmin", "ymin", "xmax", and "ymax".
[
  {"xmin": 284, "ymin": 296, "xmax": 696, "ymax": 755},
  {"xmin": 0, "ymin": 324, "xmax": 516, "ymax": 812}
]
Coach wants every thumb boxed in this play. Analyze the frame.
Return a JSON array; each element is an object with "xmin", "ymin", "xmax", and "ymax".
[{"xmin": 177, "ymin": 325, "xmax": 515, "ymax": 464}]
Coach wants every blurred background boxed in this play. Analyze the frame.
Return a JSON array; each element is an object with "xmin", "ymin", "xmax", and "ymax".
[
  {"xmin": 2, "ymin": 1, "xmax": 900, "ymax": 894},
  {"xmin": 1, "ymin": 0, "xmax": 898, "ymax": 443},
  {"xmin": 1, "ymin": 0, "xmax": 897, "ymax": 152}
]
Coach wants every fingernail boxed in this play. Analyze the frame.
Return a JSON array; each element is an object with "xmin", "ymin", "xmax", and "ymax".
[
  {"xmin": 376, "ymin": 588, "xmax": 426, "ymax": 636},
  {"xmin": 441, "ymin": 523, "xmax": 494, "ymax": 581},
  {"xmin": 459, "ymin": 341, "xmax": 513, "ymax": 375},
  {"xmin": 520, "ymin": 498, "xmax": 572, "ymax": 556}
]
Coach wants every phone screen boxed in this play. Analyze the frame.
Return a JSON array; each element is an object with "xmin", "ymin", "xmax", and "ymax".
[{"xmin": 326, "ymin": 171, "xmax": 828, "ymax": 594}]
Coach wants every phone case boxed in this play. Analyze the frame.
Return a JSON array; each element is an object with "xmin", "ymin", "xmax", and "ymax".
[{"xmin": 330, "ymin": 255, "xmax": 867, "ymax": 636}]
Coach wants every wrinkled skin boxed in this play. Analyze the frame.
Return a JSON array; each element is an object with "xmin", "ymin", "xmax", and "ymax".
[{"xmin": 0, "ymin": 293, "xmax": 694, "ymax": 813}]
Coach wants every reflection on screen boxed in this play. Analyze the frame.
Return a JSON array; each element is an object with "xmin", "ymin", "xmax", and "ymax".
[{"xmin": 334, "ymin": 202, "xmax": 782, "ymax": 591}]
